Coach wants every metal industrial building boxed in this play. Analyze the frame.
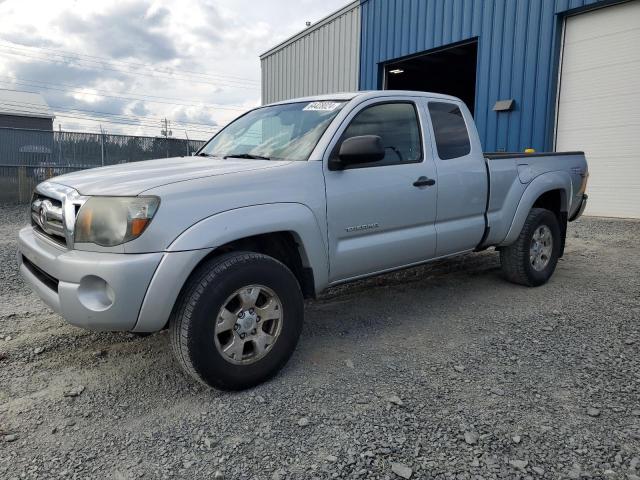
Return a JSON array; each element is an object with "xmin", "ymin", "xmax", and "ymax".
[
  {"xmin": 260, "ymin": 0, "xmax": 640, "ymax": 218},
  {"xmin": 0, "ymin": 89, "xmax": 54, "ymax": 130}
]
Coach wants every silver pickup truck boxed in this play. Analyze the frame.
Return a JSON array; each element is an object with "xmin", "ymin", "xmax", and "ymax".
[{"xmin": 17, "ymin": 91, "xmax": 588, "ymax": 390}]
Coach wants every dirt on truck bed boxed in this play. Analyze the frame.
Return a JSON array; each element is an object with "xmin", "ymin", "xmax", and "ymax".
[{"xmin": 1, "ymin": 203, "xmax": 639, "ymax": 480}]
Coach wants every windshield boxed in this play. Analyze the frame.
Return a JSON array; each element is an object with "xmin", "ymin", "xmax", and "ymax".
[{"xmin": 198, "ymin": 100, "xmax": 347, "ymax": 161}]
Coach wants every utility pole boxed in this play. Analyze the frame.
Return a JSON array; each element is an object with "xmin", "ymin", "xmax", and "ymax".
[
  {"xmin": 58, "ymin": 124, "xmax": 62, "ymax": 164},
  {"xmin": 161, "ymin": 118, "xmax": 172, "ymax": 158},
  {"xmin": 99, "ymin": 124, "xmax": 105, "ymax": 166},
  {"xmin": 184, "ymin": 130, "xmax": 190, "ymax": 156}
]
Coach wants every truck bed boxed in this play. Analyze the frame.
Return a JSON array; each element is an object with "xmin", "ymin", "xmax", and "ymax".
[{"xmin": 480, "ymin": 150, "xmax": 588, "ymax": 249}]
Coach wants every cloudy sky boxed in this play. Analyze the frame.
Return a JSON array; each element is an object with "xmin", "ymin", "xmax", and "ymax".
[{"xmin": 0, "ymin": 0, "xmax": 348, "ymax": 139}]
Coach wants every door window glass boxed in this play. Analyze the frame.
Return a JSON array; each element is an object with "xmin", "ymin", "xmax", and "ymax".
[{"xmin": 339, "ymin": 102, "xmax": 422, "ymax": 167}]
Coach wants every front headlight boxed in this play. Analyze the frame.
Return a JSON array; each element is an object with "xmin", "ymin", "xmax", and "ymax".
[{"xmin": 75, "ymin": 196, "xmax": 160, "ymax": 247}]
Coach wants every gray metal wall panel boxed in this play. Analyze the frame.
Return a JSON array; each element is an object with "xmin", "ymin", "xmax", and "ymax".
[
  {"xmin": 0, "ymin": 115, "xmax": 53, "ymax": 130},
  {"xmin": 260, "ymin": 2, "xmax": 361, "ymax": 104}
]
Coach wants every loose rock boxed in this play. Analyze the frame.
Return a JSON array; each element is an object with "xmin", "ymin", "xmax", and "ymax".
[
  {"xmin": 271, "ymin": 470, "xmax": 286, "ymax": 480},
  {"xmin": 391, "ymin": 462, "xmax": 412, "ymax": 479},
  {"xmin": 297, "ymin": 417, "xmax": 309, "ymax": 427},
  {"xmin": 509, "ymin": 459, "xmax": 528, "ymax": 471},
  {"xmin": 587, "ymin": 407, "xmax": 601, "ymax": 417},
  {"xmin": 63, "ymin": 386, "xmax": 85, "ymax": 398},
  {"xmin": 464, "ymin": 431, "xmax": 479, "ymax": 445}
]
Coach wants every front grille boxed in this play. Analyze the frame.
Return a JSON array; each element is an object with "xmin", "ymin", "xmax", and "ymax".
[
  {"xmin": 31, "ymin": 193, "xmax": 68, "ymax": 247},
  {"xmin": 22, "ymin": 256, "xmax": 59, "ymax": 292},
  {"xmin": 32, "ymin": 223, "xmax": 67, "ymax": 247},
  {"xmin": 30, "ymin": 182, "xmax": 85, "ymax": 250}
]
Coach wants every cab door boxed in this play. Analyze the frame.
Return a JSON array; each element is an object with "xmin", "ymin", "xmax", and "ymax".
[
  {"xmin": 324, "ymin": 97, "xmax": 438, "ymax": 282},
  {"xmin": 425, "ymin": 100, "xmax": 487, "ymax": 256}
]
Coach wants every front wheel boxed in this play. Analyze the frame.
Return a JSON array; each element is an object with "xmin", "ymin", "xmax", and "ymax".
[
  {"xmin": 500, "ymin": 208, "xmax": 561, "ymax": 287},
  {"xmin": 170, "ymin": 251, "xmax": 304, "ymax": 390}
]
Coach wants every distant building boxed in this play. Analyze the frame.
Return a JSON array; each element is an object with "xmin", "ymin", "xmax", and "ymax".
[{"xmin": 0, "ymin": 89, "xmax": 55, "ymax": 130}]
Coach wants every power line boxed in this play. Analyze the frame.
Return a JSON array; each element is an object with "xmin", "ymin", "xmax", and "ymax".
[
  {"xmin": 0, "ymin": 40, "xmax": 261, "ymax": 85},
  {"xmin": 52, "ymin": 119, "xmax": 206, "ymax": 139},
  {"xmin": 54, "ymin": 114, "xmax": 214, "ymax": 135},
  {"xmin": 0, "ymin": 98, "xmax": 221, "ymax": 129},
  {"xmin": 0, "ymin": 43, "xmax": 260, "ymax": 87},
  {"xmin": 0, "ymin": 75, "xmax": 251, "ymax": 111},
  {"xmin": 0, "ymin": 77, "xmax": 250, "ymax": 111},
  {"xmin": 0, "ymin": 101, "xmax": 218, "ymax": 134},
  {"xmin": 0, "ymin": 48, "xmax": 260, "ymax": 91}
]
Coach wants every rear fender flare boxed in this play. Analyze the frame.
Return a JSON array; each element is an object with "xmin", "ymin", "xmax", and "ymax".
[{"xmin": 499, "ymin": 172, "xmax": 570, "ymax": 246}]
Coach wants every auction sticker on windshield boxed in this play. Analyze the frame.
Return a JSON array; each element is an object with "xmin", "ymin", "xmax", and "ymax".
[{"xmin": 303, "ymin": 101, "xmax": 342, "ymax": 111}]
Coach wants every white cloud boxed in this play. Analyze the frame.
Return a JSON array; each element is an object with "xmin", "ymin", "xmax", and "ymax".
[{"xmin": 0, "ymin": 0, "xmax": 349, "ymax": 139}]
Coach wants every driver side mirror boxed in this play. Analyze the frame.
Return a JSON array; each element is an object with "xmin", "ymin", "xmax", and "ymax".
[{"xmin": 329, "ymin": 135, "xmax": 385, "ymax": 170}]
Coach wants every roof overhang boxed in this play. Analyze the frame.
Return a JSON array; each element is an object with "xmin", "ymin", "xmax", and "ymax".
[{"xmin": 0, "ymin": 111, "xmax": 55, "ymax": 120}]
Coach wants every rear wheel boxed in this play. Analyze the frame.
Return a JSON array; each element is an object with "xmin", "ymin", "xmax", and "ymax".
[
  {"xmin": 170, "ymin": 251, "xmax": 304, "ymax": 390},
  {"xmin": 500, "ymin": 208, "xmax": 561, "ymax": 287}
]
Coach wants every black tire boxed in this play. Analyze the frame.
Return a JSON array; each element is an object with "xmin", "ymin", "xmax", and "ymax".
[
  {"xmin": 500, "ymin": 208, "xmax": 561, "ymax": 287},
  {"xmin": 169, "ymin": 251, "xmax": 304, "ymax": 390}
]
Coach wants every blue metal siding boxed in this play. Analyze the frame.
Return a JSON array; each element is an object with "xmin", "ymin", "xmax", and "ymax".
[{"xmin": 359, "ymin": 0, "xmax": 607, "ymax": 152}]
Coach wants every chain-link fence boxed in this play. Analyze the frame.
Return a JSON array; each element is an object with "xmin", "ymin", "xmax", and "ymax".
[{"xmin": 0, "ymin": 127, "xmax": 206, "ymax": 203}]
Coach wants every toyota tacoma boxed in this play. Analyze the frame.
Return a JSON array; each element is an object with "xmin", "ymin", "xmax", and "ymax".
[{"xmin": 17, "ymin": 91, "xmax": 589, "ymax": 390}]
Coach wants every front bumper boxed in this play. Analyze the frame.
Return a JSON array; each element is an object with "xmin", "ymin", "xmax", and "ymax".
[
  {"xmin": 569, "ymin": 194, "xmax": 588, "ymax": 222},
  {"xmin": 18, "ymin": 226, "xmax": 163, "ymax": 331}
]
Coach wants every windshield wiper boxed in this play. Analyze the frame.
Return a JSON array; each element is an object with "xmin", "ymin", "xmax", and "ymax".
[
  {"xmin": 196, "ymin": 152, "xmax": 215, "ymax": 157},
  {"xmin": 223, "ymin": 153, "xmax": 271, "ymax": 160}
]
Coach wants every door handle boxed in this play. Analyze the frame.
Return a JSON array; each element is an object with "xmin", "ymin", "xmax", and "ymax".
[{"xmin": 413, "ymin": 176, "xmax": 436, "ymax": 187}]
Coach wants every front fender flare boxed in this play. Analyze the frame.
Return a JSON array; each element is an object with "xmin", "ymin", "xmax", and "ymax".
[
  {"xmin": 167, "ymin": 202, "xmax": 329, "ymax": 291},
  {"xmin": 499, "ymin": 171, "xmax": 571, "ymax": 246},
  {"xmin": 133, "ymin": 203, "xmax": 329, "ymax": 332}
]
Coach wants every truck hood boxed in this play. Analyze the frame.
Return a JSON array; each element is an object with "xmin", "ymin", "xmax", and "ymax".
[{"xmin": 52, "ymin": 156, "xmax": 291, "ymax": 196}]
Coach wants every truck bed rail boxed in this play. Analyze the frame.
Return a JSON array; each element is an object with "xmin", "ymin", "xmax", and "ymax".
[{"xmin": 485, "ymin": 151, "xmax": 584, "ymax": 160}]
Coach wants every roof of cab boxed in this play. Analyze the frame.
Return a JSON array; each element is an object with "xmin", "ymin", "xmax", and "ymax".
[{"xmin": 265, "ymin": 90, "xmax": 461, "ymax": 107}]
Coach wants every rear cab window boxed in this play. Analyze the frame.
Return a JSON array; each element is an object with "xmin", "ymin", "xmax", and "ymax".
[{"xmin": 428, "ymin": 102, "xmax": 471, "ymax": 160}]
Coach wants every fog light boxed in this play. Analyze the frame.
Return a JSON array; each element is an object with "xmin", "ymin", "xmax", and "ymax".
[{"xmin": 77, "ymin": 275, "xmax": 114, "ymax": 311}]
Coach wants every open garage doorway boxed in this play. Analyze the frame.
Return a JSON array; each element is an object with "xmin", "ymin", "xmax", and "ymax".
[{"xmin": 384, "ymin": 40, "xmax": 478, "ymax": 115}]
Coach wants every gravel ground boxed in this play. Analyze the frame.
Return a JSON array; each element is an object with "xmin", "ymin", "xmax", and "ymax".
[{"xmin": 1, "ymin": 203, "xmax": 639, "ymax": 480}]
